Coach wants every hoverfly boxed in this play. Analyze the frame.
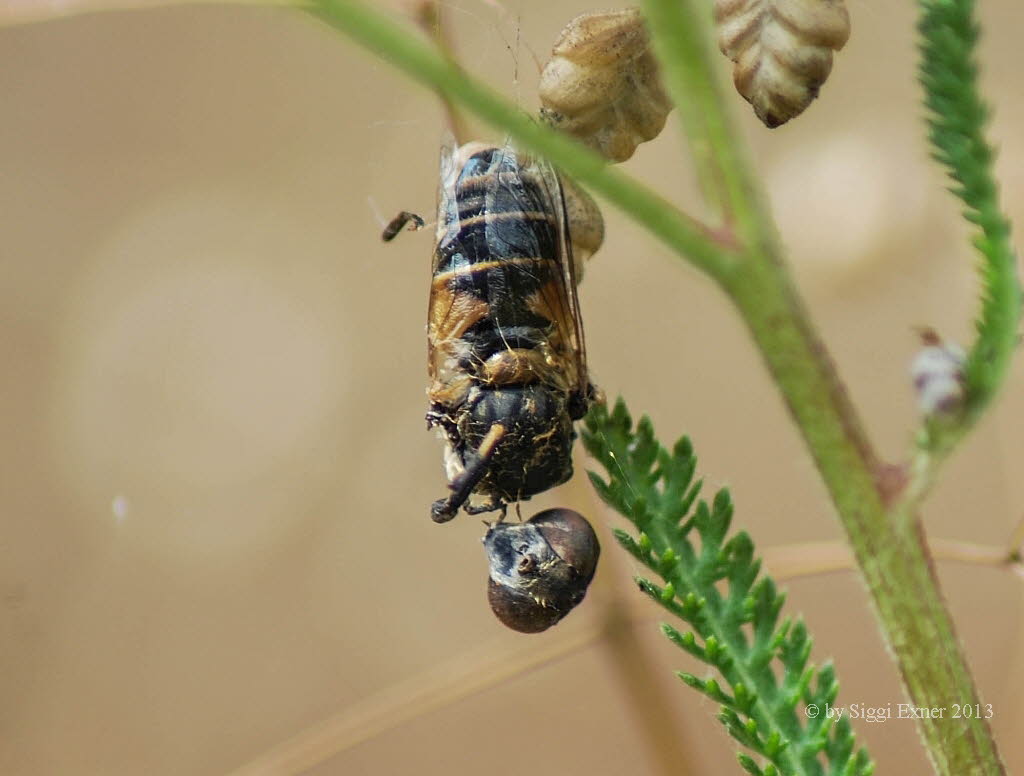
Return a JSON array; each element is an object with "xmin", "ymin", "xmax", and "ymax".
[{"xmin": 426, "ymin": 140, "xmax": 597, "ymax": 522}]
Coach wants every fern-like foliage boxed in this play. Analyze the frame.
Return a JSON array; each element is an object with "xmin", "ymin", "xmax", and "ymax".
[
  {"xmin": 582, "ymin": 400, "xmax": 873, "ymax": 776},
  {"xmin": 918, "ymin": 0, "xmax": 1021, "ymax": 425}
]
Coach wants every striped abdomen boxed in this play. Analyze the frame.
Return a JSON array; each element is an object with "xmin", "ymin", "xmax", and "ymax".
[{"xmin": 431, "ymin": 146, "xmax": 567, "ymax": 376}]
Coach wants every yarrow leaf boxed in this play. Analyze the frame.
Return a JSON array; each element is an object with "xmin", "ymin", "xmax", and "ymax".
[
  {"xmin": 582, "ymin": 399, "xmax": 874, "ymax": 776},
  {"xmin": 917, "ymin": 0, "xmax": 1021, "ymax": 435}
]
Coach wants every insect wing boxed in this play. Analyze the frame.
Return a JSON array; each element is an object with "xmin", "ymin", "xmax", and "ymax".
[
  {"xmin": 434, "ymin": 133, "xmax": 465, "ymax": 250},
  {"xmin": 427, "ymin": 141, "xmax": 588, "ymax": 401},
  {"xmin": 482, "ymin": 143, "xmax": 587, "ymax": 398},
  {"xmin": 524, "ymin": 150, "xmax": 589, "ymax": 402},
  {"xmin": 427, "ymin": 139, "xmax": 492, "ymax": 400}
]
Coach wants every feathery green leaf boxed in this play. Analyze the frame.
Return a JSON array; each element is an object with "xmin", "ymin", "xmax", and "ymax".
[
  {"xmin": 917, "ymin": 0, "xmax": 1021, "ymax": 434},
  {"xmin": 583, "ymin": 400, "xmax": 873, "ymax": 776}
]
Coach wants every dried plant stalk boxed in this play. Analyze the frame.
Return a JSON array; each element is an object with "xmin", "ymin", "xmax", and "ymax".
[
  {"xmin": 539, "ymin": 9, "xmax": 672, "ymax": 162},
  {"xmin": 714, "ymin": 0, "xmax": 850, "ymax": 127}
]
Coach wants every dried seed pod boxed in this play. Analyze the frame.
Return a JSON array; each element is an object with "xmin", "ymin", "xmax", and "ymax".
[
  {"xmin": 714, "ymin": 0, "xmax": 851, "ymax": 128},
  {"xmin": 539, "ymin": 9, "xmax": 672, "ymax": 163},
  {"xmin": 910, "ymin": 330, "xmax": 966, "ymax": 416},
  {"xmin": 484, "ymin": 509, "xmax": 600, "ymax": 633},
  {"xmin": 561, "ymin": 175, "xmax": 604, "ymax": 281}
]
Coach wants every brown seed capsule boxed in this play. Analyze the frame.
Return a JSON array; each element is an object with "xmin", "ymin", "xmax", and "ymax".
[
  {"xmin": 539, "ymin": 9, "xmax": 672, "ymax": 163},
  {"xmin": 714, "ymin": 0, "xmax": 851, "ymax": 128},
  {"xmin": 484, "ymin": 509, "xmax": 600, "ymax": 633},
  {"xmin": 560, "ymin": 175, "xmax": 604, "ymax": 282}
]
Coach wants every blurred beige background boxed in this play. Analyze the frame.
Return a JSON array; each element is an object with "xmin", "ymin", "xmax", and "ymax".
[{"xmin": 1, "ymin": 1, "xmax": 1023, "ymax": 773}]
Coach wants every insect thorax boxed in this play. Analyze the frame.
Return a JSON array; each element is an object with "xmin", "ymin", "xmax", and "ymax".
[{"xmin": 457, "ymin": 384, "xmax": 575, "ymax": 502}]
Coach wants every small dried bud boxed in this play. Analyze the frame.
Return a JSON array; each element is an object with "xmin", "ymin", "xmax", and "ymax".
[
  {"xmin": 714, "ymin": 0, "xmax": 851, "ymax": 127},
  {"xmin": 910, "ymin": 332, "xmax": 966, "ymax": 416},
  {"xmin": 539, "ymin": 9, "xmax": 672, "ymax": 162},
  {"xmin": 484, "ymin": 509, "xmax": 600, "ymax": 633},
  {"xmin": 561, "ymin": 175, "xmax": 604, "ymax": 281}
]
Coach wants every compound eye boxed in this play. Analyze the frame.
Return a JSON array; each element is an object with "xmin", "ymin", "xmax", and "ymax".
[{"xmin": 529, "ymin": 509, "xmax": 601, "ymax": 581}]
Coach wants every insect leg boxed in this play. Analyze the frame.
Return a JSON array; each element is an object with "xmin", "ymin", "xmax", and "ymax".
[
  {"xmin": 426, "ymin": 409, "xmax": 459, "ymax": 440},
  {"xmin": 465, "ymin": 498, "xmax": 506, "ymax": 517},
  {"xmin": 430, "ymin": 423, "xmax": 506, "ymax": 523}
]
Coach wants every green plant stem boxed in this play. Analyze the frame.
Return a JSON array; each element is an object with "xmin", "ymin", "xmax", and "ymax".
[
  {"xmin": 306, "ymin": 0, "xmax": 736, "ymax": 278},
  {"xmin": 721, "ymin": 255, "xmax": 1002, "ymax": 774},
  {"xmin": 309, "ymin": 0, "xmax": 1005, "ymax": 771},
  {"xmin": 639, "ymin": 0, "xmax": 771, "ymax": 241},
  {"xmin": 646, "ymin": 0, "xmax": 1004, "ymax": 772}
]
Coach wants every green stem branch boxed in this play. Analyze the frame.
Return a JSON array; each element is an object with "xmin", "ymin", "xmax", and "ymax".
[
  {"xmin": 722, "ymin": 251, "xmax": 1002, "ymax": 773},
  {"xmin": 639, "ymin": 0, "xmax": 770, "ymax": 240},
  {"xmin": 307, "ymin": 0, "xmax": 736, "ymax": 278},
  {"xmin": 644, "ymin": 0, "xmax": 1005, "ymax": 772},
  {"xmin": 895, "ymin": 0, "xmax": 1022, "ymax": 524}
]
